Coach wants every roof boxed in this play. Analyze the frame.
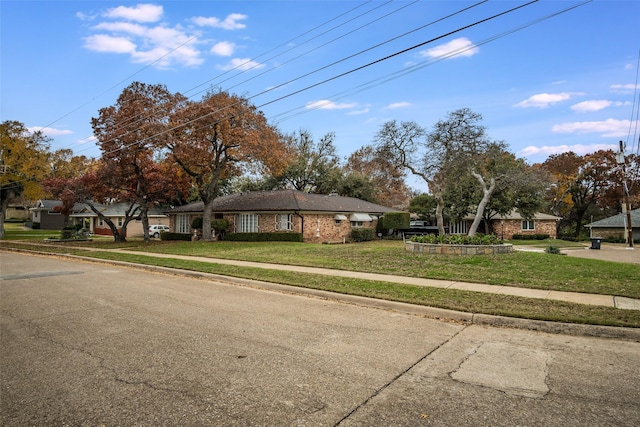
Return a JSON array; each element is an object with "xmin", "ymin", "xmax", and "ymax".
[
  {"xmin": 69, "ymin": 202, "xmax": 167, "ymax": 218},
  {"xmin": 168, "ymin": 190, "xmax": 398, "ymax": 215},
  {"xmin": 496, "ymin": 210, "xmax": 561, "ymax": 221},
  {"xmin": 462, "ymin": 210, "xmax": 561, "ymax": 221},
  {"xmin": 585, "ymin": 209, "xmax": 640, "ymax": 229}
]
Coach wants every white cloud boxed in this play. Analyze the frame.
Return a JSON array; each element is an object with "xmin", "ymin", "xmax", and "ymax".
[
  {"xmin": 93, "ymin": 21, "xmax": 147, "ymax": 36},
  {"xmin": 305, "ymin": 100, "xmax": 357, "ymax": 110},
  {"xmin": 211, "ymin": 41, "xmax": 235, "ymax": 56},
  {"xmin": 571, "ymin": 100, "xmax": 631, "ymax": 113},
  {"xmin": 420, "ymin": 37, "xmax": 479, "ymax": 59},
  {"xmin": 552, "ymin": 119, "xmax": 633, "ymax": 137},
  {"xmin": 610, "ymin": 83, "xmax": 640, "ymax": 93},
  {"xmin": 218, "ymin": 58, "xmax": 265, "ymax": 71},
  {"xmin": 347, "ymin": 108, "xmax": 370, "ymax": 115},
  {"xmin": 83, "ymin": 34, "xmax": 136, "ymax": 53},
  {"xmin": 514, "ymin": 92, "xmax": 580, "ymax": 109},
  {"xmin": 192, "ymin": 13, "xmax": 247, "ymax": 30},
  {"xmin": 28, "ymin": 126, "xmax": 73, "ymax": 136},
  {"xmin": 518, "ymin": 143, "xmax": 618, "ymax": 157},
  {"xmin": 385, "ymin": 102, "xmax": 411, "ymax": 109},
  {"xmin": 104, "ymin": 4, "xmax": 163, "ymax": 23}
]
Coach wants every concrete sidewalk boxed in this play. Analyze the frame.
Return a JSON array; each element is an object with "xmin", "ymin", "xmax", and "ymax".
[{"xmin": 108, "ymin": 248, "xmax": 640, "ymax": 311}]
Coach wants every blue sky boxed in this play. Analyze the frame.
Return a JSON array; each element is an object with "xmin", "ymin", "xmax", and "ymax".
[{"xmin": 2, "ymin": 0, "xmax": 639, "ymax": 180}]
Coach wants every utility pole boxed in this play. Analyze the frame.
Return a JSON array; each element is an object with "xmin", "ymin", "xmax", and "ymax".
[{"xmin": 616, "ymin": 141, "xmax": 634, "ymax": 249}]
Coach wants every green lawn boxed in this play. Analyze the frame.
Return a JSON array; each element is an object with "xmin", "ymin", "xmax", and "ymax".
[{"xmin": 2, "ymin": 225, "xmax": 639, "ymax": 328}]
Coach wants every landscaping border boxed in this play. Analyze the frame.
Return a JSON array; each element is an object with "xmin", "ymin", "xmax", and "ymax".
[{"xmin": 405, "ymin": 241, "xmax": 513, "ymax": 255}]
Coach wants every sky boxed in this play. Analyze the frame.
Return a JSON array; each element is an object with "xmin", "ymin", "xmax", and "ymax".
[{"xmin": 2, "ymin": 0, "xmax": 639, "ymax": 188}]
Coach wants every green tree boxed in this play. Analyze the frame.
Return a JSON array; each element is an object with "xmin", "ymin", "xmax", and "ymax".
[{"xmin": 0, "ymin": 120, "xmax": 52, "ymax": 238}]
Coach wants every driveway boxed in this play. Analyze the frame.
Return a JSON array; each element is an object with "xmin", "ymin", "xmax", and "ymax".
[
  {"xmin": 2, "ymin": 252, "xmax": 639, "ymax": 426},
  {"xmin": 562, "ymin": 243, "xmax": 639, "ymax": 264}
]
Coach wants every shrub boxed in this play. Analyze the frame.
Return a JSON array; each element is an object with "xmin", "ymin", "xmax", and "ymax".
[
  {"xmin": 212, "ymin": 219, "xmax": 229, "ymax": 233},
  {"xmin": 191, "ymin": 217, "xmax": 203, "ymax": 230},
  {"xmin": 512, "ymin": 233, "xmax": 550, "ymax": 240},
  {"xmin": 381, "ymin": 212, "xmax": 410, "ymax": 231},
  {"xmin": 160, "ymin": 232, "xmax": 192, "ymax": 241},
  {"xmin": 224, "ymin": 232, "xmax": 303, "ymax": 242},
  {"xmin": 545, "ymin": 245, "xmax": 562, "ymax": 255},
  {"xmin": 351, "ymin": 228, "xmax": 375, "ymax": 242}
]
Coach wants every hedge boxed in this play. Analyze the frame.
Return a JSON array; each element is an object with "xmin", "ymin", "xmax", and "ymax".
[
  {"xmin": 351, "ymin": 228, "xmax": 375, "ymax": 242},
  {"xmin": 224, "ymin": 232, "xmax": 303, "ymax": 242},
  {"xmin": 160, "ymin": 232, "xmax": 192, "ymax": 241},
  {"xmin": 381, "ymin": 212, "xmax": 410, "ymax": 231},
  {"xmin": 511, "ymin": 233, "xmax": 550, "ymax": 240}
]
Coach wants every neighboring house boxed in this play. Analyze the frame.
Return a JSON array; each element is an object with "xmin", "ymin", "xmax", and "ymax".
[
  {"xmin": 167, "ymin": 190, "xmax": 398, "ymax": 243},
  {"xmin": 30, "ymin": 200, "xmax": 67, "ymax": 229},
  {"xmin": 70, "ymin": 203, "xmax": 169, "ymax": 237},
  {"xmin": 6, "ymin": 203, "xmax": 30, "ymax": 221},
  {"xmin": 585, "ymin": 208, "xmax": 639, "ymax": 242},
  {"xmin": 452, "ymin": 210, "xmax": 561, "ymax": 239}
]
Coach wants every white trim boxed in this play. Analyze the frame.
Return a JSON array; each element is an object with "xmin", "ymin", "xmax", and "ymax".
[{"xmin": 350, "ymin": 213, "xmax": 373, "ymax": 221}]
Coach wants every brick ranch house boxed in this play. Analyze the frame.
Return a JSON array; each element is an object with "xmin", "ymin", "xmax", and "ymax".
[
  {"xmin": 456, "ymin": 210, "xmax": 561, "ymax": 239},
  {"xmin": 166, "ymin": 190, "xmax": 398, "ymax": 243}
]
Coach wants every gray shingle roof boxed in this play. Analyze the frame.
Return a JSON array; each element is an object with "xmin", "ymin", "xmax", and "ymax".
[
  {"xmin": 169, "ymin": 190, "xmax": 397, "ymax": 215},
  {"xmin": 585, "ymin": 209, "xmax": 640, "ymax": 228}
]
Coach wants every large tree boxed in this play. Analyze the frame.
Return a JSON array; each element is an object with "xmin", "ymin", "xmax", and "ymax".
[
  {"xmin": 91, "ymin": 82, "xmax": 185, "ymax": 242},
  {"xmin": 345, "ymin": 145, "xmax": 411, "ymax": 209},
  {"xmin": 271, "ymin": 130, "xmax": 342, "ymax": 194},
  {"xmin": 375, "ymin": 109, "xmax": 544, "ymax": 236},
  {"xmin": 539, "ymin": 150, "xmax": 627, "ymax": 239},
  {"xmin": 169, "ymin": 89, "xmax": 288, "ymax": 240},
  {"xmin": 0, "ymin": 120, "xmax": 51, "ymax": 238}
]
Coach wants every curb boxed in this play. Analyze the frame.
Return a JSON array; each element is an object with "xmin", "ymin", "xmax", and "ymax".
[{"xmin": 2, "ymin": 248, "xmax": 640, "ymax": 342}]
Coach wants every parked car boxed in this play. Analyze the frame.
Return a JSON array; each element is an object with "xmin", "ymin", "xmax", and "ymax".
[{"xmin": 148, "ymin": 224, "xmax": 170, "ymax": 238}]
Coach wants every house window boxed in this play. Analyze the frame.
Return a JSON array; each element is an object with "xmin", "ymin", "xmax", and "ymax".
[
  {"xmin": 238, "ymin": 213, "xmax": 258, "ymax": 233},
  {"xmin": 99, "ymin": 218, "xmax": 104, "ymax": 226},
  {"xmin": 351, "ymin": 221, "xmax": 364, "ymax": 228},
  {"xmin": 449, "ymin": 221, "xmax": 468, "ymax": 235},
  {"xmin": 176, "ymin": 214, "xmax": 190, "ymax": 234},
  {"xmin": 275, "ymin": 214, "xmax": 292, "ymax": 231},
  {"xmin": 522, "ymin": 220, "xmax": 535, "ymax": 231},
  {"xmin": 117, "ymin": 217, "xmax": 123, "ymax": 227}
]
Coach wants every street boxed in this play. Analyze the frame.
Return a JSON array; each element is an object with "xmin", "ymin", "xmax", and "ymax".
[{"xmin": 1, "ymin": 251, "xmax": 639, "ymax": 426}]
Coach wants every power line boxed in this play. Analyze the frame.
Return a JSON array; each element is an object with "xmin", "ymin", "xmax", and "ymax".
[
  {"xmin": 65, "ymin": 1, "xmax": 408, "ymax": 157},
  {"xmin": 104, "ymin": 0, "xmax": 544, "ymax": 156}
]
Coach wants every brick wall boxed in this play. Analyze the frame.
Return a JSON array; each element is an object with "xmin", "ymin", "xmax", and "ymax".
[{"xmin": 491, "ymin": 219, "xmax": 557, "ymax": 239}]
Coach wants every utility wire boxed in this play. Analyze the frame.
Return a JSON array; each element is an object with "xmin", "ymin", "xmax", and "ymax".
[
  {"xmin": 67, "ymin": 1, "xmax": 407, "ymax": 156},
  {"xmin": 104, "ymin": 0, "xmax": 542, "ymax": 156},
  {"xmin": 274, "ymin": 0, "xmax": 592, "ymax": 123}
]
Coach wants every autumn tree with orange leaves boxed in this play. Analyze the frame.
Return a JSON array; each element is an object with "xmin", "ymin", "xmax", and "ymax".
[
  {"xmin": 169, "ymin": 89, "xmax": 289, "ymax": 241},
  {"xmin": 91, "ymin": 82, "xmax": 190, "ymax": 242}
]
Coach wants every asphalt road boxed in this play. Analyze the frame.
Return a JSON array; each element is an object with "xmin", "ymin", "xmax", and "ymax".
[{"xmin": 1, "ymin": 252, "xmax": 639, "ymax": 426}]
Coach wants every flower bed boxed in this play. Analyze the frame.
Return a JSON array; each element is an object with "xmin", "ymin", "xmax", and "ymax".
[
  {"xmin": 405, "ymin": 241, "xmax": 513, "ymax": 255},
  {"xmin": 406, "ymin": 233, "xmax": 512, "ymax": 255}
]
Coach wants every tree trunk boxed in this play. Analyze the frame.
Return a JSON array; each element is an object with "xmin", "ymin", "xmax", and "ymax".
[
  {"xmin": 201, "ymin": 197, "xmax": 214, "ymax": 241},
  {"xmin": 140, "ymin": 204, "xmax": 150, "ymax": 243},
  {"xmin": 468, "ymin": 172, "xmax": 496, "ymax": 237}
]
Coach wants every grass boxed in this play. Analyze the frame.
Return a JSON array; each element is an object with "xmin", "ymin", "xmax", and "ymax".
[{"xmin": 2, "ymin": 224, "xmax": 639, "ymax": 328}]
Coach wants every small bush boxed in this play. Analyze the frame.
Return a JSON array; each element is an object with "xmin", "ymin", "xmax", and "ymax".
[
  {"xmin": 160, "ymin": 232, "xmax": 192, "ymax": 241},
  {"xmin": 545, "ymin": 245, "xmax": 562, "ymax": 255},
  {"xmin": 511, "ymin": 233, "xmax": 550, "ymax": 240},
  {"xmin": 224, "ymin": 232, "xmax": 303, "ymax": 242},
  {"xmin": 351, "ymin": 228, "xmax": 375, "ymax": 242},
  {"xmin": 191, "ymin": 217, "xmax": 203, "ymax": 230}
]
